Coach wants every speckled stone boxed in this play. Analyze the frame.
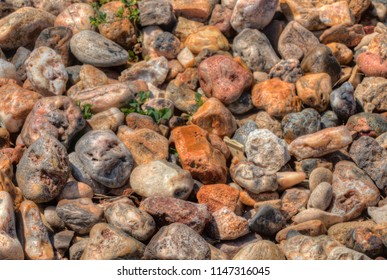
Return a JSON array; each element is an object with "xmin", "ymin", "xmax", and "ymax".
[
  {"xmin": 346, "ymin": 112, "xmax": 387, "ymax": 138},
  {"xmin": 321, "ymin": 111, "xmax": 340, "ymax": 129},
  {"xmin": 232, "ymin": 120, "xmax": 257, "ymax": 145},
  {"xmin": 354, "ymin": 77, "xmax": 387, "ymax": 113},
  {"xmin": 280, "ymin": 187, "xmax": 310, "ymax": 220},
  {"xmin": 275, "ymin": 220, "xmax": 327, "ymax": 243},
  {"xmin": 268, "ymin": 59, "xmax": 303, "ymax": 83},
  {"xmin": 88, "ymin": 107, "xmax": 124, "ymax": 132},
  {"xmin": 10, "ymin": 47, "xmax": 30, "ymax": 82},
  {"xmin": 320, "ymin": 24, "xmax": 365, "ymax": 48},
  {"xmin": 0, "ymin": 171, "xmax": 22, "ymax": 210},
  {"xmin": 197, "ymin": 183, "xmax": 240, "ymax": 213},
  {"xmin": 233, "ymin": 240, "xmax": 285, "ymax": 260},
  {"xmin": 330, "ymin": 82, "xmax": 356, "ymax": 122},
  {"xmin": 344, "ymin": 226, "xmax": 384, "ymax": 258}
]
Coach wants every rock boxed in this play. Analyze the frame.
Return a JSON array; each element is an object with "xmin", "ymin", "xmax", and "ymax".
[
  {"xmin": 25, "ymin": 47, "xmax": 68, "ymax": 96},
  {"xmin": 70, "ymin": 30, "xmax": 129, "ymax": 67},
  {"xmin": 81, "ymin": 223, "xmax": 145, "ymax": 260},
  {"xmin": 0, "ymin": 170, "xmax": 23, "ymax": 210},
  {"xmin": 293, "ymin": 209, "xmax": 344, "ymax": 229},
  {"xmin": 173, "ymin": 0, "xmax": 214, "ymax": 21},
  {"xmin": 153, "ymin": 32, "xmax": 181, "ymax": 59},
  {"xmin": 191, "ymin": 98, "xmax": 237, "ymax": 138},
  {"xmin": 254, "ymin": 111, "xmax": 283, "ymax": 138},
  {"xmin": 276, "ymin": 172, "xmax": 306, "ymax": 191},
  {"xmin": 53, "ymin": 230, "xmax": 74, "ymax": 257},
  {"xmin": 172, "ymin": 125, "xmax": 227, "ymax": 184},
  {"xmin": 295, "ymin": 73, "xmax": 332, "ymax": 113},
  {"xmin": 125, "ymin": 113, "xmax": 160, "ymax": 133},
  {"xmin": 232, "ymin": 120, "xmax": 257, "ymax": 145},
  {"xmin": 19, "ymin": 200, "xmax": 54, "ymax": 260},
  {"xmin": 16, "ymin": 134, "xmax": 69, "ymax": 203},
  {"xmin": 245, "ymin": 129, "xmax": 290, "ymax": 172},
  {"xmin": 295, "ymin": 159, "xmax": 333, "ymax": 177},
  {"xmin": 117, "ymin": 127, "xmax": 168, "ymax": 165},
  {"xmin": 207, "ymin": 207, "xmax": 250, "ymax": 240},
  {"xmin": 301, "ymin": 44, "xmax": 342, "ymax": 83},
  {"xmin": 349, "ymin": 136, "xmax": 387, "ymax": 192},
  {"xmin": 275, "ymin": 220, "xmax": 327, "ymax": 243},
  {"xmin": 184, "ymin": 26, "xmax": 229, "ymax": 54},
  {"xmin": 198, "ymin": 55, "xmax": 252, "ymax": 105},
  {"xmin": 282, "ymin": 108, "xmax": 321, "ymax": 143},
  {"xmin": 0, "ymin": 191, "xmax": 24, "ymax": 260},
  {"xmin": 10, "ymin": 47, "xmax": 30, "ymax": 82},
  {"xmin": 0, "ymin": 7, "xmax": 55, "ymax": 50},
  {"xmin": 233, "ymin": 240, "xmax": 285, "ymax": 260},
  {"xmin": 0, "ymin": 81, "xmax": 41, "ymax": 133},
  {"xmin": 327, "ymin": 42, "xmax": 353, "ymax": 65},
  {"xmin": 320, "ymin": 24, "xmax": 365, "ymax": 48},
  {"xmin": 278, "ymin": 21, "xmax": 320, "ymax": 61},
  {"xmin": 346, "ymin": 112, "xmax": 387, "ymax": 138},
  {"xmin": 376, "ymin": 132, "xmax": 387, "ymax": 149},
  {"xmin": 143, "ymin": 223, "xmax": 211, "ymax": 260},
  {"xmin": 231, "ymin": 161, "xmax": 278, "ymax": 194},
  {"xmin": 176, "ymin": 47, "xmax": 195, "ymax": 68},
  {"xmin": 307, "ymin": 182, "xmax": 333, "ymax": 211},
  {"xmin": 173, "ymin": 17, "xmax": 204, "ymax": 42},
  {"xmin": 69, "ymin": 239, "xmax": 88, "ymax": 260},
  {"xmin": 230, "ymin": 0, "xmax": 278, "ymax": 32},
  {"xmin": 344, "ymin": 226, "xmax": 384, "ymax": 258},
  {"xmin": 105, "ymin": 199, "xmax": 155, "ymax": 242},
  {"xmin": 58, "ymin": 181, "xmax": 94, "ymax": 201},
  {"xmin": 327, "ymin": 220, "xmax": 376, "ymax": 245},
  {"xmin": 44, "ymin": 206, "xmax": 65, "ymax": 230},
  {"xmin": 209, "ymin": 4, "xmax": 234, "ymax": 38},
  {"xmin": 140, "ymin": 196, "xmax": 210, "ymax": 234},
  {"xmin": 54, "ymin": 3, "xmax": 95, "ymax": 35},
  {"xmin": 232, "ymin": 29, "xmax": 279, "ymax": 72},
  {"xmin": 20, "ymin": 96, "xmax": 85, "ymax": 148},
  {"xmin": 74, "ymin": 130, "xmax": 133, "ymax": 189},
  {"xmin": 281, "ymin": 187, "xmax": 310, "ymax": 220},
  {"xmin": 268, "ymin": 59, "xmax": 303, "ymax": 83},
  {"xmin": 321, "ymin": 111, "xmax": 340, "ymax": 129},
  {"xmin": 0, "ymin": 128, "xmax": 10, "ymax": 149},
  {"xmin": 0, "ymin": 59, "xmax": 17, "ymax": 81},
  {"xmin": 87, "ymin": 107, "xmax": 124, "ymax": 132},
  {"xmin": 252, "ymin": 78, "xmax": 301, "ymax": 118},
  {"xmin": 166, "ymin": 79, "xmax": 199, "ymax": 113},
  {"xmin": 249, "ymin": 205, "xmax": 286, "ymax": 236},
  {"xmin": 330, "ymin": 82, "xmax": 356, "ymax": 122},
  {"xmin": 139, "ymin": 0, "xmax": 176, "ymax": 28},
  {"xmin": 35, "ymin": 26, "xmax": 73, "ymax": 66},
  {"xmin": 130, "ymin": 160, "xmax": 194, "ymax": 200},
  {"xmin": 318, "ymin": 1, "xmax": 355, "ymax": 27},
  {"xmin": 368, "ymin": 205, "xmax": 387, "ymax": 224},
  {"xmin": 354, "ymin": 77, "xmax": 387, "ymax": 113},
  {"xmin": 288, "ymin": 126, "xmax": 353, "ymax": 159},
  {"xmin": 227, "ymin": 90, "xmax": 254, "ymax": 115},
  {"xmin": 209, "ymin": 244, "xmax": 229, "ymax": 260},
  {"xmin": 197, "ymin": 184, "xmax": 239, "ymax": 214},
  {"xmin": 56, "ymin": 198, "xmax": 103, "ymax": 235},
  {"xmin": 357, "ymin": 51, "xmax": 387, "ymax": 78},
  {"xmin": 309, "ymin": 167, "xmax": 333, "ymax": 192}
]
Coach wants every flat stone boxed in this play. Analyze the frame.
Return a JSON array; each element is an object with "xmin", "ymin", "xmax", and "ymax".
[
  {"xmin": 320, "ymin": 24, "xmax": 365, "ymax": 48},
  {"xmin": 184, "ymin": 26, "xmax": 229, "ymax": 54},
  {"xmin": 54, "ymin": 3, "xmax": 95, "ymax": 35},
  {"xmin": 88, "ymin": 107, "xmax": 124, "ymax": 132},
  {"xmin": 282, "ymin": 108, "xmax": 321, "ymax": 143},
  {"xmin": 354, "ymin": 77, "xmax": 387, "ymax": 113},
  {"xmin": 275, "ymin": 220, "xmax": 327, "ymax": 243},
  {"xmin": 197, "ymin": 184, "xmax": 239, "ymax": 213},
  {"xmin": 233, "ymin": 240, "xmax": 285, "ymax": 260},
  {"xmin": 307, "ymin": 182, "xmax": 333, "ymax": 211},
  {"xmin": 330, "ymin": 82, "xmax": 356, "ymax": 122},
  {"xmin": 249, "ymin": 205, "xmax": 286, "ymax": 236},
  {"xmin": 346, "ymin": 112, "xmax": 387, "ymax": 138}
]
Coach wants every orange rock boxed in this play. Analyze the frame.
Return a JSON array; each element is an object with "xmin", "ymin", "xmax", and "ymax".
[
  {"xmin": 184, "ymin": 26, "xmax": 229, "ymax": 54},
  {"xmin": 252, "ymin": 78, "xmax": 301, "ymax": 118},
  {"xmin": 172, "ymin": 124, "xmax": 227, "ymax": 184},
  {"xmin": 125, "ymin": 113, "xmax": 160, "ymax": 133},
  {"xmin": 173, "ymin": 0, "xmax": 214, "ymax": 20},
  {"xmin": 197, "ymin": 184, "xmax": 240, "ymax": 213}
]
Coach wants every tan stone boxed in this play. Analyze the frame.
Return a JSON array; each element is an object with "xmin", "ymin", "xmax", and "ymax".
[
  {"xmin": 277, "ymin": 172, "xmax": 307, "ymax": 191},
  {"xmin": 275, "ymin": 220, "xmax": 327, "ymax": 242},
  {"xmin": 173, "ymin": 17, "xmax": 204, "ymax": 42},
  {"xmin": 172, "ymin": 0, "xmax": 214, "ymax": 20},
  {"xmin": 327, "ymin": 42, "xmax": 354, "ymax": 65},
  {"xmin": 54, "ymin": 3, "xmax": 95, "ymax": 35},
  {"xmin": 184, "ymin": 26, "xmax": 229, "ymax": 54}
]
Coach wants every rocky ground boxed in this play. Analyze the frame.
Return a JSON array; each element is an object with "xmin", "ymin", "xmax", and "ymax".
[{"xmin": 0, "ymin": 0, "xmax": 386, "ymax": 260}]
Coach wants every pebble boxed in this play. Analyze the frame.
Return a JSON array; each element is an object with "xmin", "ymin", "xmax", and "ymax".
[
  {"xmin": 166, "ymin": 79, "xmax": 199, "ymax": 113},
  {"xmin": 130, "ymin": 160, "xmax": 194, "ymax": 200},
  {"xmin": 276, "ymin": 172, "xmax": 306, "ymax": 191},
  {"xmin": 70, "ymin": 30, "xmax": 129, "ymax": 67},
  {"xmin": 172, "ymin": 0, "xmax": 214, "ymax": 21},
  {"xmin": 54, "ymin": 3, "xmax": 95, "ymax": 35},
  {"xmin": 346, "ymin": 112, "xmax": 387, "ymax": 138},
  {"xmin": 309, "ymin": 167, "xmax": 333, "ymax": 192},
  {"xmin": 140, "ymin": 196, "xmax": 210, "ymax": 234},
  {"xmin": 197, "ymin": 184, "xmax": 240, "ymax": 213},
  {"xmin": 254, "ymin": 111, "xmax": 283, "ymax": 138},
  {"xmin": 232, "ymin": 28, "xmax": 279, "ymax": 72},
  {"xmin": 268, "ymin": 59, "xmax": 303, "ymax": 83},
  {"xmin": 143, "ymin": 223, "xmax": 211, "ymax": 260},
  {"xmin": 54, "ymin": 230, "xmax": 74, "ymax": 258},
  {"xmin": 227, "ymin": 90, "xmax": 254, "ymax": 115},
  {"xmin": 10, "ymin": 47, "xmax": 30, "ymax": 82},
  {"xmin": 280, "ymin": 187, "xmax": 310, "ymax": 220},
  {"xmin": 44, "ymin": 206, "xmax": 65, "ymax": 231},
  {"xmin": 75, "ymin": 130, "xmax": 133, "ymax": 189},
  {"xmin": 282, "ymin": 108, "xmax": 321, "ymax": 143},
  {"xmin": 232, "ymin": 120, "xmax": 257, "ymax": 145},
  {"xmin": 0, "ymin": 191, "xmax": 24, "ymax": 260},
  {"xmin": 321, "ymin": 110, "xmax": 340, "ymax": 129},
  {"xmin": 327, "ymin": 42, "xmax": 353, "ymax": 65},
  {"xmin": 105, "ymin": 199, "xmax": 156, "ymax": 242},
  {"xmin": 368, "ymin": 205, "xmax": 387, "ymax": 224},
  {"xmin": 0, "ymin": 59, "xmax": 17, "ymax": 81},
  {"xmin": 293, "ymin": 208, "xmax": 345, "ymax": 229},
  {"xmin": 320, "ymin": 24, "xmax": 365, "ymax": 48},
  {"xmin": 245, "ymin": 129, "xmax": 290, "ymax": 172},
  {"xmin": 354, "ymin": 77, "xmax": 387, "ymax": 113},
  {"xmin": 184, "ymin": 26, "xmax": 229, "ymax": 54},
  {"xmin": 233, "ymin": 240, "xmax": 285, "ymax": 260},
  {"xmin": 327, "ymin": 220, "xmax": 376, "ymax": 245},
  {"xmin": 307, "ymin": 182, "xmax": 333, "ymax": 211},
  {"xmin": 344, "ymin": 226, "xmax": 384, "ymax": 258},
  {"xmin": 88, "ymin": 107, "xmax": 124, "ymax": 132},
  {"xmin": 56, "ymin": 198, "xmax": 104, "ymax": 235},
  {"xmin": 275, "ymin": 220, "xmax": 327, "ymax": 243},
  {"xmin": 139, "ymin": 0, "xmax": 176, "ymax": 28},
  {"xmin": 249, "ymin": 205, "xmax": 286, "ymax": 236},
  {"xmin": 153, "ymin": 32, "xmax": 181, "ymax": 59},
  {"xmin": 330, "ymin": 82, "xmax": 356, "ymax": 122},
  {"xmin": 81, "ymin": 223, "xmax": 145, "ymax": 260},
  {"xmin": 209, "ymin": 4, "xmax": 234, "ymax": 38}
]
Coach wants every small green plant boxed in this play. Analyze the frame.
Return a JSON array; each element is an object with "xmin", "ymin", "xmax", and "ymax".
[
  {"xmin": 145, "ymin": 107, "xmax": 172, "ymax": 124},
  {"xmin": 121, "ymin": 0, "xmax": 140, "ymax": 25},
  {"xmin": 127, "ymin": 49, "xmax": 139, "ymax": 62},
  {"xmin": 116, "ymin": 6, "xmax": 125, "ymax": 18},
  {"xmin": 76, "ymin": 102, "xmax": 93, "ymax": 120},
  {"xmin": 169, "ymin": 147, "xmax": 178, "ymax": 157},
  {"xmin": 195, "ymin": 92, "xmax": 204, "ymax": 108},
  {"xmin": 89, "ymin": 10, "xmax": 107, "ymax": 27}
]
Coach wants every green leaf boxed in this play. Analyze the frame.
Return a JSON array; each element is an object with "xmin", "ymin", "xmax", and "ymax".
[
  {"xmin": 76, "ymin": 102, "xmax": 93, "ymax": 120},
  {"xmin": 195, "ymin": 92, "xmax": 204, "ymax": 108},
  {"xmin": 116, "ymin": 6, "xmax": 124, "ymax": 18}
]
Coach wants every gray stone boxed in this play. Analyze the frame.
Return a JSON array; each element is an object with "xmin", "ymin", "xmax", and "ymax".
[
  {"xmin": 139, "ymin": 0, "xmax": 176, "ymax": 28},
  {"xmin": 354, "ymin": 77, "xmax": 387, "ymax": 113},
  {"xmin": 249, "ymin": 205, "xmax": 286, "ymax": 236},
  {"xmin": 309, "ymin": 167, "xmax": 333, "ymax": 191},
  {"xmin": 268, "ymin": 59, "xmax": 303, "ymax": 83},
  {"xmin": 44, "ymin": 206, "xmax": 65, "ymax": 230},
  {"xmin": 330, "ymin": 82, "xmax": 356, "ymax": 122},
  {"xmin": 0, "ymin": 59, "xmax": 16, "ymax": 80},
  {"xmin": 321, "ymin": 110, "xmax": 340, "ymax": 129},
  {"xmin": 10, "ymin": 47, "xmax": 30, "ymax": 82},
  {"xmin": 53, "ymin": 230, "xmax": 74, "ymax": 257},
  {"xmin": 232, "ymin": 120, "xmax": 257, "ymax": 145},
  {"xmin": 282, "ymin": 108, "xmax": 321, "ymax": 143},
  {"xmin": 368, "ymin": 205, "xmax": 387, "ymax": 224},
  {"xmin": 307, "ymin": 182, "xmax": 333, "ymax": 211},
  {"xmin": 227, "ymin": 91, "xmax": 254, "ymax": 115}
]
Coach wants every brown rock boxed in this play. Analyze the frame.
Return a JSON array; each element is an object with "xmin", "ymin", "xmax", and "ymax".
[
  {"xmin": 254, "ymin": 111, "xmax": 283, "ymax": 138},
  {"xmin": 357, "ymin": 51, "xmax": 387, "ymax": 78},
  {"xmin": 233, "ymin": 240, "xmax": 285, "ymax": 260},
  {"xmin": 54, "ymin": 3, "xmax": 95, "ymax": 35},
  {"xmin": 184, "ymin": 26, "xmax": 229, "ymax": 54},
  {"xmin": 346, "ymin": 112, "xmax": 387, "ymax": 138},
  {"xmin": 209, "ymin": 4, "xmax": 234, "ymax": 37},
  {"xmin": 319, "ymin": 24, "xmax": 365, "ymax": 48},
  {"xmin": 68, "ymin": 64, "xmax": 109, "ymax": 96},
  {"xmin": 172, "ymin": 0, "xmax": 214, "ymax": 21},
  {"xmin": 87, "ymin": 107, "xmax": 124, "ymax": 132},
  {"xmin": 197, "ymin": 184, "xmax": 240, "ymax": 213},
  {"xmin": 0, "ymin": 127, "xmax": 10, "ymax": 149},
  {"xmin": 125, "ymin": 113, "xmax": 160, "ymax": 132},
  {"xmin": 292, "ymin": 208, "xmax": 345, "ymax": 229},
  {"xmin": 328, "ymin": 220, "xmax": 377, "ymax": 245},
  {"xmin": 281, "ymin": 188, "xmax": 310, "ymax": 220},
  {"xmin": 173, "ymin": 16, "xmax": 204, "ymax": 42},
  {"xmin": 354, "ymin": 77, "xmax": 387, "ymax": 113},
  {"xmin": 0, "ymin": 171, "xmax": 23, "ymax": 210},
  {"xmin": 57, "ymin": 181, "xmax": 94, "ymax": 201},
  {"xmin": 309, "ymin": 167, "xmax": 333, "ymax": 192},
  {"xmin": 275, "ymin": 220, "xmax": 327, "ymax": 242},
  {"xmin": 153, "ymin": 31, "xmax": 181, "ymax": 59},
  {"xmin": 327, "ymin": 43, "xmax": 353, "ymax": 65},
  {"xmin": 276, "ymin": 172, "xmax": 306, "ymax": 191},
  {"xmin": 239, "ymin": 191, "xmax": 279, "ymax": 207}
]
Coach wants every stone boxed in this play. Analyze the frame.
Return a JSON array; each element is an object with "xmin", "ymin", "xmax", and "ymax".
[
  {"xmin": 296, "ymin": 73, "xmax": 332, "ymax": 113},
  {"xmin": 307, "ymin": 182, "xmax": 333, "ymax": 211},
  {"xmin": 354, "ymin": 77, "xmax": 387, "ymax": 113},
  {"xmin": 54, "ymin": 3, "xmax": 95, "ymax": 35},
  {"xmin": 233, "ymin": 240, "xmax": 285, "ymax": 260},
  {"xmin": 275, "ymin": 220, "xmax": 327, "ymax": 243},
  {"xmin": 198, "ymin": 55, "xmax": 252, "ymax": 105},
  {"xmin": 166, "ymin": 79, "xmax": 200, "ymax": 113},
  {"xmin": 191, "ymin": 98, "xmax": 237, "ymax": 138},
  {"xmin": 0, "ymin": 7, "xmax": 55, "ymax": 50},
  {"xmin": 143, "ymin": 223, "xmax": 211, "ymax": 260},
  {"xmin": 330, "ymin": 82, "xmax": 356, "ymax": 122},
  {"xmin": 0, "ymin": 128, "xmax": 10, "ymax": 149},
  {"xmin": 254, "ymin": 111, "xmax": 283, "ymax": 138},
  {"xmin": 230, "ymin": 0, "xmax": 278, "ymax": 32},
  {"xmin": 130, "ymin": 160, "xmax": 194, "ymax": 200},
  {"xmin": 309, "ymin": 167, "xmax": 333, "ymax": 192},
  {"xmin": 209, "ymin": 244, "xmax": 229, "ymax": 260},
  {"xmin": 320, "ymin": 24, "xmax": 365, "ymax": 48},
  {"xmin": 327, "ymin": 43, "xmax": 353, "ymax": 65},
  {"xmin": 346, "ymin": 112, "xmax": 387, "ymax": 138},
  {"xmin": 245, "ymin": 129, "xmax": 290, "ymax": 172},
  {"xmin": 0, "ymin": 81, "xmax": 41, "ymax": 133},
  {"xmin": 227, "ymin": 90, "xmax": 254, "ymax": 115},
  {"xmin": 197, "ymin": 183, "xmax": 239, "ymax": 214},
  {"xmin": 376, "ymin": 132, "xmax": 387, "ymax": 149},
  {"xmin": 139, "ymin": 0, "xmax": 176, "ymax": 28},
  {"xmin": 19, "ymin": 200, "xmax": 54, "ymax": 260},
  {"xmin": 69, "ymin": 239, "xmax": 88, "ymax": 260},
  {"xmin": 357, "ymin": 51, "xmax": 387, "ymax": 78},
  {"xmin": 282, "ymin": 109, "xmax": 321, "ymax": 143},
  {"xmin": 140, "ymin": 196, "xmax": 210, "ymax": 234},
  {"xmin": 87, "ymin": 107, "xmax": 124, "ymax": 132},
  {"xmin": 25, "ymin": 47, "xmax": 68, "ymax": 96},
  {"xmin": 252, "ymin": 78, "xmax": 301, "ymax": 118},
  {"xmin": 301, "ymin": 44, "xmax": 342, "ymax": 84},
  {"xmin": 172, "ymin": 0, "xmax": 214, "ymax": 21},
  {"xmin": 153, "ymin": 32, "xmax": 181, "ymax": 59},
  {"xmin": 35, "ymin": 26, "xmax": 73, "ymax": 66},
  {"xmin": 232, "ymin": 120, "xmax": 257, "ymax": 145},
  {"xmin": 276, "ymin": 172, "xmax": 307, "ymax": 191},
  {"xmin": 0, "ymin": 191, "xmax": 24, "ymax": 260},
  {"xmin": 344, "ymin": 226, "xmax": 384, "ymax": 258},
  {"xmin": 16, "ymin": 134, "xmax": 69, "ymax": 203},
  {"xmin": 105, "ymin": 199, "xmax": 155, "ymax": 242},
  {"xmin": 0, "ymin": 170, "xmax": 23, "ymax": 210},
  {"xmin": 268, "ymin": 59, "xmax": 303, "ymax": 83},
  {"xmin": 249, "ymin": 205, "xmax": 286, "ymax": 236},
  {"xmin": 10, "ymin": 47, "xmax": 30, "ymax": 82},
  {"xmin": 288, "ymin": 126, "xmax": 353, "ymax": 159},
  {"xmin": 278, "ymin": 21, "xmax": 320, "ymax": 61},
  {"xmin": 43, "ymin": 206, "xmax": 65, "ymax": 230},
  {"xmin": 349, "ymin": 136, "xmax": 387, "ymax": 192},
  {"xmin": 318, "ymin": 1, "xmax": 355, "ymax": 27},
  {"xmin": 209, "ymin": 4, "xmax": 234, "ymax": 38},
  {"xmin": 207, "ymin": 207, "xmax": 250, "ymax": 240},
  {"xmin": 0, "ymin": 59, "xmax": 16, "ymax": 81},
  {"xmin": 56, "ymin": 198, "xmax": 103, "ymax": 235},
  {"xmin": 53, "ymin": 230, "xmax": 74, "ymax": 257},
  {"xmin": 172, "ymin": 125, "xmax": 227, "ymax": 184},
  {"xmin": 70, "ymin": 30, "xmax": 129, "ymax": 67},
  {"xmin": 232, "ymin": 29, "xmax": 279, "ymax": 72},
  {"xmin": 293, "ymin": 208, "xmax": 345, "ymax": 229},
  {"xmin": 177, "ymin": 47, "xmax": 195, "ymax": 68},
  {"xmin": 173, "ymin": 17, "xmax": 204, "ymax": 42},
  {"xmin": 368, "ymin": 205, "xmax": 387, "ymax": 224},
  {"xmin": 295, "ymin": 159, "xmax": 333, "ymax": 177},
  {"xmin": 75, "ymin": 130, "xmax": 133, "ymax": 189},
  {"xmin": 230, "ymin": 161, "xmax": 278, "ymax": 194},
  {"xmin": 58, "ymin": 181, "xmax": 94, "ymax": 201},
  {"xmin": 281, "ymin": 187, "xmax": 310, "ymax": 220},
  {"xmin": 81, "ymin": 223, "xmax": 145, "ymax": 260},
  {"xmin": 20, "ymin": 96, "xmax": 85, "ymax": 148},
  {"xmin": 184, "ymin": 26, "xmax": 229, "ymax": 54},
  {"xmin": 327, "ymin": 220, "xmax": 376, "ymax": 245},
  {"xmin": 125, "ymin": 113, "xmax": 160, "ymax": 132},
  {"xmin": 321, "ymin": 111, "xmax": 340, "ymax": 129}
]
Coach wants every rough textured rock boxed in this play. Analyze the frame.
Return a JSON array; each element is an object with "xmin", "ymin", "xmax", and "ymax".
[
  {"xmin": 281, "ymin": 187, "xmax": 310, "ymax": 220},
  {"xmin": 354, "ymin": 77, "xmax": 387, "ymax": 113},
  {"xmin": 139, "ymin": 0, "xmax": 176, "ymax": 28},
  {"xmin": 197, "ymin": 184, "xmax": 240, "ymax": 213},
  {"xmin": 282, "ymin": 109, "xmax": 321, "ymax": 143},
  {"xmin": 268, "ymin": 59, "xmax": 303, "ymax": 83},
  {"xmin": 232, "ymin": 120, "xmax": 257, "ymax": 145},
  {"xmin": 209, "ymin": 4, "xmax": 234, "ymax": 38},
  {"xmin": 320, "ymin": 24, "xmax": 365, "ymax": 48},
  {"xmin": 249, "ymin": 205, "xmax": 286, "ymax": 236},
  {"xmin": 10, "ymin": 47, "xmax": 30, "ymax": 82},
  {"xmin": 254, "ymin": 111, "xmax": 283, "ymax": 138},
  {"xmin": 327, "ymin": 42, "xmax": 353, "ymax": 65},
  {"xmin": 327, "ymin": 220, "xmax": 376, "ymax": 245},
  {"xmin": 233, "ymin": 240, "xmax": 285, "ymax": 260},
  {"xmin": 346, "ymin": 112, "xmax": 387, "ymax": 138},
  {"xmin": 330, "ymin": 82, "xmax": 356, "ymax": 122}
]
